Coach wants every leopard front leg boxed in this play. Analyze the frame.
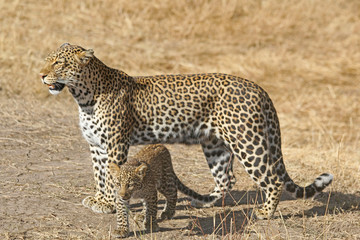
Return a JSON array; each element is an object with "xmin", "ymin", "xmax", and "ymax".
[
  {"xmin": 82, "ymin": 144, "xmax": 116, "ymax": 214},
  {"xmin": 83, "ymin": 102, "xmax": 134, "ymax": 214}
]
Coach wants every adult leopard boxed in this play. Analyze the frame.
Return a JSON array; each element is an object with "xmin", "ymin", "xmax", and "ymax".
[{"xmin": 40, "ymin": 43, "xmax": 333, "ymax": 219}]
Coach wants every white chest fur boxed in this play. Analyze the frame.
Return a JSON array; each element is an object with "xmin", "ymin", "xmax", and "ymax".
[{"xmin": 79, "ymin": 110, "xmax": 106, "ymax": 150}]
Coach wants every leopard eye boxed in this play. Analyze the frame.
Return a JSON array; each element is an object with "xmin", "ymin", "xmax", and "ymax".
[{"xmin": 53, "ymin": 58, "xmax": 65, "ymax": 65}]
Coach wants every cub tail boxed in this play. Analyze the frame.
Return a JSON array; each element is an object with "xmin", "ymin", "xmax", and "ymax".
[{"xmin": 174, "ymin": 175, "xmax": 217, "ymax": 206}]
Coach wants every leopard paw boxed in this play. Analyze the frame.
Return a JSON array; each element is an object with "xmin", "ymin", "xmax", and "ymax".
[
  {"xmin": 252, "ymin": 208, "xmax": 272, "ymax": 220},
  {"xmin": 113, "ymin": 229, "xmax": 129, "ymax": 238},
  {"xmin": 160, "ymin": 209, "xmax": 175, "ymax": 220},
  {"xmin": 82, "ymin": 196, "xmax": 115, "ymax": 214}
]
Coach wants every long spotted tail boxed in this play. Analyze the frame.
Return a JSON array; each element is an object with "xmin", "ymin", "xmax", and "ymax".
[
  {"xmin": 174, "ymin": 175, "xmax": 217, "ymax": 205},
  {"xmin": 284, "ymin": 173, "xmax": 333, "ymax": 199}
]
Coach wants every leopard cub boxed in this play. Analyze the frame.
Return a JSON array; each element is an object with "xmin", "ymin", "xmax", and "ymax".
[{"xmin": 109, "ymin": 144, "xmax": 193, "ymax": 238}]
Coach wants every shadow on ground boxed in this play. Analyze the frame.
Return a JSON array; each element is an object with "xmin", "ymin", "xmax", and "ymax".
[{"xmin": 178, "ymin": 190, "xmax": 360, "ymax": 236}]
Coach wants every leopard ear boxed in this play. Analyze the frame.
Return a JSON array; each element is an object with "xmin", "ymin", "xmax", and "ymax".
[
  {"xmin": 135, "ymin": 163, "xmax": 148, "ymax": 179},
  {"xmin": 75, "ymin": 49, "xmax": 94, "ymax": 65},
  {"xmin": 60, "ymin": 43, "xmax": 70, "ymax": 48}
]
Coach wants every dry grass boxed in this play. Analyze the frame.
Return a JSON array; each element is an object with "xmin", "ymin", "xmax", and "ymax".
[{"xmin": 1, "ymin": 0, "xmax": 360, "ymax": 239}]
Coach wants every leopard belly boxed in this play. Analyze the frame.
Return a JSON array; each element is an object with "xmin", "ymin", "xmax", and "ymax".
[{"xmin": 130, "ymin": 120, "xmax": 213, "ymax": 145}]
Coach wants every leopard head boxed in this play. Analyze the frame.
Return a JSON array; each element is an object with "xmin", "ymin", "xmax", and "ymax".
[
  {"xmin": 109, "ymin": 162, "xmax": 148, "ymax": 200},
  {"xmin": 39, "ymin": 43, "xmax": 94, "ymax": 95}
]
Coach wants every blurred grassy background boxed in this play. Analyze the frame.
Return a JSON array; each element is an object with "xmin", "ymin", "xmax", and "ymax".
[{"xmin": 1, "ymin": 0, "xmax": 359, "ymax": 95}]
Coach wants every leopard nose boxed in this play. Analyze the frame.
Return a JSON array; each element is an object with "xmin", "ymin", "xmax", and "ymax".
[
  {"xmin": 120, "ymin": 193, "xmax": 130, "ymax": 200},
  {"xmin": 40, "ymin": 73, "xmax": 47, "ymax": 80}
]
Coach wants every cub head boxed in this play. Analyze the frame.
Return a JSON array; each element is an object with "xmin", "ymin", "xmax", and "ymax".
[
  {"xmin": 39, "ymin": 43, "xmax": 94, "ymax": 95},
  {"xmin": 108, "ymin": 162, "xmax": 148, "ymax": 200}
]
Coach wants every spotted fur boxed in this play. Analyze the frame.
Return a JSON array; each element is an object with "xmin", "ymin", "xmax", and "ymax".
[
  {"xmin": 109, "ymin": 144, "xmax": 214, "ymax": 237},
  {"xmin": 40, "ymin": 43, "xmax": 333, "ymax": 220}
]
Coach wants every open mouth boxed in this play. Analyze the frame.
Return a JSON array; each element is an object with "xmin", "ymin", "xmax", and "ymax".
[{"xmin": 47, "ymin": 82, "xmax": 65, "ymax": 94}]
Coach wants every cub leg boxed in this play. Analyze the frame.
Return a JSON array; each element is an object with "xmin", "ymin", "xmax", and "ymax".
[
  {"xmin": 158, "ymin": 175, "xmax": 177, "ymax": 220},
  {"xmin": 144, "ymin": 191, "xmax": 159, "ymax": 232},
  {"xmin": 133, "ymin": 200, "xmax": 146, "ymax": 225},
  {"xmin": 113, "ymin": 197, "xmax": 130, "ymax": 238}
]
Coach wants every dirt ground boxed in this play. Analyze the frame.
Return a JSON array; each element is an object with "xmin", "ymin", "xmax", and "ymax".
[
  {"xmin": 1, "ymin": 0, "xmax": 360, "ymax": 239},
  {"xmin": 1, "ymin": 95, "xmax": 359, "ymax": 240},
  {"xmin": 1, "ymin": 96, "xmax": 359, "ymax": 240}
]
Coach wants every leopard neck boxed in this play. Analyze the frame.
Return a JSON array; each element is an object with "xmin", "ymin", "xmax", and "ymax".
[{"xmin": 67, "ymin": 57, "xmax": 134, "ymax": 114}]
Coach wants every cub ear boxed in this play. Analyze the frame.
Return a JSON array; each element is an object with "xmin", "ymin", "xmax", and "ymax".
[
  {"xmin": 135, "ymin": 163, "xmax": 148, "ymax": 179},
  {"xmin": 108, "ymin": 162, "xmax": 121, "ymax": 179},
  {"xmin": 75, "ymin": 49, "xmax": 94, "ymax": 65}
]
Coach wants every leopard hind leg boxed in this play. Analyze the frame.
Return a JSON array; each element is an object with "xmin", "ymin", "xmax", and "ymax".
[{"xmin": 190, "ymin": 137, "xmax": 236, "ymax": 207}]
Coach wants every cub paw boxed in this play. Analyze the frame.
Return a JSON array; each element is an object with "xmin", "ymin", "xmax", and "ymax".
[
  {"xmin": 113, "ymin": 229, "xmax": 129, "ymax": 238},
  {"xmin": 82, "ymin": 196, "xmax": 115, "ymax": 214},
  {"xmin": 145, "ymin": 221, "xmax": 159, "ymax": 232},
  {"xmin": 133, "ymin": 213, "xmax": 145, "ymax": 224}
]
